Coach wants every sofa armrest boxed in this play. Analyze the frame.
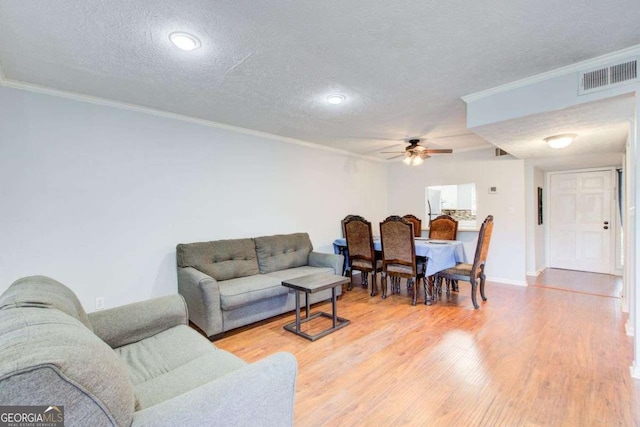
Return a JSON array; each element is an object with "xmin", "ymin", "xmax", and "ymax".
[
  {"xmin": 309, "ymin": 251, "xmax": 344, "ymax": 275},
  {"xmin": 88, "ymin": 295, "xmax": 187, "ymax": 348},
  {"xmin": 177, "ymin": 267, "xmax": 223, "ymax": 337},
  {"xmin": 131, "ymin": 352, "xmax": 297, "ymax": 427}
]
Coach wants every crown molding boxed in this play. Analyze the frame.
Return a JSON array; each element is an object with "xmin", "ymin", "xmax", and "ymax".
[
  {"xmin": 462, "ymin": 44, "xmax": 640, "ymax": 103},
  {"xmin": 0, "ymin": 77, "xmax": 385, "ymax": 163}
]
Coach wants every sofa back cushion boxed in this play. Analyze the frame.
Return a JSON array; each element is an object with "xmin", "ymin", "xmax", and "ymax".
[
  {"xmin": 177, "ymin": 238, "xmax": 260, "ymax": 281},
  {"xmin": 0, "ymin": 276, "xmax": 93, "ymax": 332},
  {"xmin": 0, "ymin": 306, "xmax": 136, "ymax": 426},
  {"xmin": 254, "ymin": 233, "xmax": 313, "ymax": 274}
]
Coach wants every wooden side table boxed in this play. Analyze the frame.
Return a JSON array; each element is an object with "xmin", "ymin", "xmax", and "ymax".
[{"xmin": 282, "ymin": 273, "xmax": 350, "ymax": 341}]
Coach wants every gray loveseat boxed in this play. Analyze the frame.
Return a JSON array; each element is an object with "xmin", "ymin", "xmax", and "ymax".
[
  {"xmin": 0, "ymin": 276, "xmax": 297, "ymax": 426},
  {"xmin": 177, "ymin": 233, "xmax": 344, "ymax": 338}
]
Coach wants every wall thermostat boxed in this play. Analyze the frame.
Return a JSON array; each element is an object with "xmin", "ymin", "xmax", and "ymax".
[{"xmin": 489, "ymin": 186, "xmax": 498, "ymax": 194}]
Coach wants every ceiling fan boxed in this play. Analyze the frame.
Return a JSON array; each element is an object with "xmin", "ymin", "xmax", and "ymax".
[{"xmin": 382, "ymin": 139, "xmax": 453, "ymax": 166}]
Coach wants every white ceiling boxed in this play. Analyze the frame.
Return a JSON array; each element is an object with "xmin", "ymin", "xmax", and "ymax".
[
  {"xmin": 1, "ymin": 1, "xmax": 639, "ymax": 164},
  {"xmin": 472, "ymin": 94, "xmax": 634, "ymax": 170}
]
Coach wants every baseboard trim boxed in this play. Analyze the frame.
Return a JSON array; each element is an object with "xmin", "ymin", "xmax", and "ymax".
[
  {"xmin": 626, "ymin": 320, "xmax": 634, "ymax": 337},
  {"xmin": 526, "ymin": 266, "xmax": 546, "ymax": 277},
  {"xmin": 630, "ymin": 364, "xmax": 640, "ymax": 379},
  {"xmin": 486, "ymin": 276, "xmax": 528, "ymax": 287}
]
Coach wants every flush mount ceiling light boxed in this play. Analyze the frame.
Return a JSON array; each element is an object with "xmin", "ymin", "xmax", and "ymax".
[
  {"xmin": 326, "ymin": 94, "xmax": 346, "ymax": 105},
  {"xmin": 169, "ymin": 32, "xmax": 201, "ymax": 51},
  {"xmin": 544, "ymin": 133, "xmax": 577, "ymax": 149}
]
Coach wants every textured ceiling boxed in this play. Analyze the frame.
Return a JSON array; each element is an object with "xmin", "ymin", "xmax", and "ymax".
[
  {"xmin": 472, "ymin": 94, "xmax": 635, "ymax": 169},
  {"xmin": 1, "ymin": 1, "xmax": 640, "ymax": 161}
]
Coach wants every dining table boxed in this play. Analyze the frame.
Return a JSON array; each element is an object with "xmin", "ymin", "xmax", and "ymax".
[{"xmin": 332, "ymin": 237, "xmax": 467, "ymax": 304}]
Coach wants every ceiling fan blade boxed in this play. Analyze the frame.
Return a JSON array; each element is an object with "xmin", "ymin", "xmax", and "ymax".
[
  {"xmin": 381, "ymin": 151, "xmax": 404, "ymax": 154},
  {"xmin": 423, "ymin": 149, "xmax": 453, "ymax": 154},
  {"xmin": 386, "ymin": 154, "xmax": 405, "ymax": 160}
]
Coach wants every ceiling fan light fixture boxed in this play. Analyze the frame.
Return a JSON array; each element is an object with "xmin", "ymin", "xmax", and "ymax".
[
  {"xmin": 412, "ymin": 155, "xmax": 424, "ymax": 166},
  {"xmin": 403, "ymin": 156, "xmax": 412, "ymax": 165},
  {"xmin": 326, "ymin": 94, "xmax": 346, "ymax": 105},
  {"xmin": 545, "ymin": 133, "xmax": 576, "ymax": 149},
  {"xmin": 169, "ymin": 32, "xmax": 201, "ymax": 51}
]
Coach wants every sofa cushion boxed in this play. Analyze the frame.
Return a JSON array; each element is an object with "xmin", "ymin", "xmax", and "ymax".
[
  {"xmin": 218, "ymin": 275, "xmax": 287, "ymax": 311},
  {"xmin": 265, "ymin": 266, "xmax": 334, "ymax": 282},
  {"xmin": 177, "ymin": 238, "xmax": 259, "ymax": 281},
  {"xmin": 115, "ymin": 325, "xmax": 246, "ymax": 409},
  {"xmin": 0, "ymin": 276, "xmax": 93, "ymax": 331},
  {"xmin": 254, "ymin": 233, "xmax": 313, "ymax": 274},
  {"xmin": 0, "ymin": 307, "xmax": 136, "ymax": 427}
]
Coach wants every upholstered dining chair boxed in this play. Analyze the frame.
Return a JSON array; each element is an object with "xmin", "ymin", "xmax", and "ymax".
[
  {"xmin": 341, "ymin": 214, "xmax": 357, "ymax": 237},
  {"xmin": 344, "ymin": 215, "xmax": 382, "ymax": 296},
  {"xmin": 379, "ymin": 216, "xmax": 426, "ymax": 306},
  {"xmin": 428, "ymin": 215, "xmax": 458, "ymax": 240},
  {"xmin": 428, "ymin": 214, "xmax": 459, "ymax": 292},
  {"xmin": 402, "ymin": 214, "xmax": 422, "ymax": 238},
  {"xmin": 435, "ymin": 215, "xmax": 494, "ymax": 309}
]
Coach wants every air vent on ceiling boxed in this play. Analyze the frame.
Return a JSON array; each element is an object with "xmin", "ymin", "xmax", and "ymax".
[
  {"xmin": 495, "ymin": 148, "xmax": 510, "ymax": 157},
  {"xmin": 579, "ymin": 58, "xmax": 638, "ymax": 95}
]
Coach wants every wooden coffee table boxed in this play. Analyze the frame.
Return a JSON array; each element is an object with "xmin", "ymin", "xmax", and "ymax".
[{"xmin": 282, "ymin": 273, "xmax": 350, "ymax": 341}]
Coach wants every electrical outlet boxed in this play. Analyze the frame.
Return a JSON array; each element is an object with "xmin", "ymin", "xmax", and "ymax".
[{"xmin": 95, "ymin": 297, "xmax": 105, "ymax": 311}]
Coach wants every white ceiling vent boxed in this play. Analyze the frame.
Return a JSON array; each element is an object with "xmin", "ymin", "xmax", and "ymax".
[{"xmin": 579, "ymin": 58, "xmax": 638, "ymax": 95}]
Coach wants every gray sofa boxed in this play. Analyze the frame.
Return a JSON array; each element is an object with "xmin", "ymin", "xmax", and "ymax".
[
  {"xmin": 0, "ymin": 276, "xmax": 298, "ymax": 427},
  {"xmin": 177, "ymin": 233, "xmax": 344, "ymax": 338}
]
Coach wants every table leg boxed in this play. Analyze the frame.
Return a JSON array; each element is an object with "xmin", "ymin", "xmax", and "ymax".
[
  {"xmin": 295, "ymin": 290, "xmax": 301, "ymax": 329},
  {"xmin": 332, "ymin": 286, "xmax": 337, "ymax": 327},
  {"xmin": 305, "ymin": 291, "xmax": 310, "ymax": 319}
]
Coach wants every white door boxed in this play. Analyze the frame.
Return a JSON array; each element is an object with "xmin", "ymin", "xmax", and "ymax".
[{"xmin": 548, "ymin": 170, "xmax": 614, "ymax": 274}]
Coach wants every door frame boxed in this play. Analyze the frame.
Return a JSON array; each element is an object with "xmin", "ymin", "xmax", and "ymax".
[{"xmin": 545, "ymin": 166, "xmax": 619, "ymax": 275}]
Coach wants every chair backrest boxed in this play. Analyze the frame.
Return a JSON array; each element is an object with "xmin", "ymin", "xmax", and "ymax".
[
  {"xmin": 344, "ymin": 216, "xmax": 376, "ymax": 265},
  {"xmin": 428, "ymin": 215, "xmax": 458, "ymax": 240},
  {"xmin": 380, "ymin": 215, "xmax": 416, "ymax": 273},
  {"xmin": 341, "ymin": 214, "xmax": 358, "ymax": 237},
  {"xmin": 471, "ymin": 215, "xmax": 494, "ymax": 277},
  {"xmin": 402, "ymin": 214, "xmax": 422, "ymax": 237}
]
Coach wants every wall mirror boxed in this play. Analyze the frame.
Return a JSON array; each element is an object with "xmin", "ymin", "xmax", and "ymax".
[{"xmin": 425, "ymin": 183, "xmax": 477, "ymax": 228}]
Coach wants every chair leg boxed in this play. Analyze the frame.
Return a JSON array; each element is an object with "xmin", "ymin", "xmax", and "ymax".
[
  {"xmin": 361, "ymin": 272, "xmax": 369, "ymax": 289},
  {"xmin": 371, "ymin": 272, "xmax": 378, "ymax": 297},
  {"xmin": 424, "ymin": 276, "xmax": 432, "ymax": 306},
  {"xmin": 480, "ymin": 273, "xmax": 487, "ymax": 301},
  {"xmin": 381, "ymin": 273, "xmax": 388, "ymax": 299},
  {"xmin": 409, "ymin": 278, "xmax": 417, "ymax": 306},
  {"xmin": 452, "ymin": 279, "xmax": 459, "ymax": 292},
  {"xmin": 470, "ymin": 277, "xmax": 479, "ymax": 309},
  {"xmin": 347, "ymin": 269, "xmax": 355, "ymax": 291}
]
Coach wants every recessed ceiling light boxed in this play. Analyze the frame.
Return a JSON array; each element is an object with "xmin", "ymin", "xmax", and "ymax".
[
  {"xmin": 326, "ymin": 94, "xmax": 346, "ymax": 105},
  {"xmin": 169, "ymin": 32, "xmax": 201, "ymax": 51},
  {"xmin": 544, "ymin": 133, "xmax": 576, "ymax": 149}
]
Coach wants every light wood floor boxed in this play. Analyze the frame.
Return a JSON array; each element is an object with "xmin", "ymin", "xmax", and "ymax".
[{"xmin": 213, "ymin": 271, "xmax": 639, "ymax": 426}]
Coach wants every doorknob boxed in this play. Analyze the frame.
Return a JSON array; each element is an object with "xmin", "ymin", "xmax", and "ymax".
[
  {"xmin": 604, "ymin": 221, "xmax": 609, "ymax": 225},
  {"xmin": 604, "ymin": 226, "xmax": 609, "ymax": 230}
]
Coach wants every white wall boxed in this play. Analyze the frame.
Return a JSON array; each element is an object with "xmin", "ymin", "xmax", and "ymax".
[
  {"xmin": 0, "ymin": 86, "xmax": 388, "ymax": 311},
  {"xmin": 525, "ymin": 164, "xmax": 546, "ymax": 276},
  {"xmin": 387, "ymin": 148, "xmax": 527, "ymax": 285}
]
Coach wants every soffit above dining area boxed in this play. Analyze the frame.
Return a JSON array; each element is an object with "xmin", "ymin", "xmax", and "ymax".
[{"xmin": 1, "ymin": 1, "xmax": 640, "ymax": 164}]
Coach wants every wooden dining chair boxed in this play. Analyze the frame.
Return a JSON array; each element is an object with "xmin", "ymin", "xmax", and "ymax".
[
  {"xmin": 435, "ymin": 215, "xmax": 494, "ymax": 309},
  {"xmin": 341, "ymin": 214, "xmax": 358, "ymax": 237},
  {"xmin": 344, "ymin": 215, "xmax": 382, "ymax": 296},
  {"xmin": 428, "ymin": 214, "xmax": 459, "ymax": 293},
  {"xmin": 428, "ymin": 215, "xmax": 458, "ymax": 240},
  {"xmin": 379, "ymin": 216, "xmax": 426, "ymax": 305},
  {"xmin": 402, "ymin": 214, "xmax": 422, "ymax": 238}
]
